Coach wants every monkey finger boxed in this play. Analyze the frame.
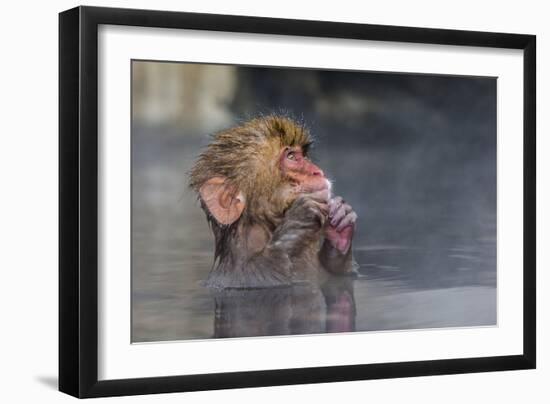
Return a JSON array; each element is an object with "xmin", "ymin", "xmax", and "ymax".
[
  {"xmin": 329, "ymin": 196, "xmax": 343, "ymax": 216},
  {"xmin": 329, "ymin": 196, "xmax": 343, "ymax": 206},
  {"xmin": 309, "ymin": 206, "xmax": 327, "ymax": 225},
  {"xmin": 329, "ymin": 204, "xmax": 347, "ymax": 226},
  {"xmin": 314, "ymin": 201, "xmax": 330, "ymax": 216},
  {"xmin": 343, "ymin": 203, "xmax": 353, "ymax": 213},
  {"xmin": 335, "ymin": 212, "xmax": 358, "ymax": 232},
  {"xmin": 301, "ymin": 196, "xmax": 328, "ymax": 216}
]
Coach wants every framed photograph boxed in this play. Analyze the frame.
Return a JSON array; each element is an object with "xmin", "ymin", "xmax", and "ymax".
[{"xmin": 59, "ymin": 6, "xmax": 536, "ymax": 398}]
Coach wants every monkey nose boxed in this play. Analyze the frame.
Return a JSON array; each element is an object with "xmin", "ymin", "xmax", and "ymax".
[{"xmin": 311, "ymin": 168, "xmax": 324, "ymax": 176}]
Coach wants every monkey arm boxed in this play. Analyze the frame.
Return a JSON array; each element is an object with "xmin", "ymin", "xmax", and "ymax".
[
  {"xmin": 266, "ymin": 193, "xmax": 359, "ymax": 276},
  {"xmin": 209, "ymin": 205, "xmax": 322, "ymax": 289},
  {"xmin": 319, "ymin": 238, "xmax": 357, "ymax": 274},
  {"xmin": 207, "ymin": 195, "xmax": 353, "ymax": 288},
  {"xmin": 246, "ymin": 195, "xmax": 328, "ymax": 280},
  {"xmin": 226, "ymin": 217, "xmax": 318, "ymax": 288}
]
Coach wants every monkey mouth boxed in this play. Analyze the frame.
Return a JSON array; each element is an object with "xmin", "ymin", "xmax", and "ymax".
[
  {"xmin": 318, "ymin": 179, "xmax": 332, "ymax": 201},
  {"xmin": 296, "ymin": 178, "xmax": 332, "ymax": 201}
]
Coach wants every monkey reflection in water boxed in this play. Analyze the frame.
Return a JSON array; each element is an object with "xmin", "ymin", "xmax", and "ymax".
[
  {"xmin": 214, "ymin": 277, "xmax": 355, "ymax": 337},
  {"xmin": 190, "ymin": 115, "xmax": 358, "ymax": 337}
]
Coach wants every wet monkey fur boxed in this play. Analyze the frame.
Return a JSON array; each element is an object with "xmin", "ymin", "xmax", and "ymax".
[{"xmin": 190, "ymin": 115, "xmax": 358, "ymax": 289}]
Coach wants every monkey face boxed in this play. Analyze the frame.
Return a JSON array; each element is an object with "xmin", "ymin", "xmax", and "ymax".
[{"xmin": 280, "ymin": 146, "xmax": 331, "ymax": 202}]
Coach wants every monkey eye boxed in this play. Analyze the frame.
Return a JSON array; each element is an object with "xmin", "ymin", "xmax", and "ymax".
[{"xmin": 286, "ymin": 151, "xmax": 296, "ymax": 161}]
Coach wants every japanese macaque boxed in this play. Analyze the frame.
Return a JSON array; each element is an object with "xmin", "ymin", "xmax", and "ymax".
[{"xmin": 190, "ymin": 115, "xmax": 358, "ymax": 289}]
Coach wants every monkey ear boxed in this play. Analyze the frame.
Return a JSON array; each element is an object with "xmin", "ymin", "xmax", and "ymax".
[{"xmin": 199, "ymin": 177, "xmax": 246, "ymax": 225}]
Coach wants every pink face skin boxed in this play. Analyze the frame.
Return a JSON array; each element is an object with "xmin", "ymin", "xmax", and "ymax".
[
  {"xmin": 281, "ymin": 147, "xmax": 355, "ymax": 255},
  {"xmin": 280, "ymin": 147, "xmax": 330, "ymax": 198}
]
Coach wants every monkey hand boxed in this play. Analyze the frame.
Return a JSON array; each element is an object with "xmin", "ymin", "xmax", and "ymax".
[
  {"xmin": 286, "ymin": 191, "xmax": 330, "ymax": 229},
  {"xmin": 271, "ymin": 192, "xmax": 329, "ymax": 256},
  {"xmin": 324, "ymin": 196, "xmax": 357, "ymax": 255}
]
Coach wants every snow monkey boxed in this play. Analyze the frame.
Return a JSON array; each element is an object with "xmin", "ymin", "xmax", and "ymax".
[{"xmin": 190, "ymin": 115, "xmax": 357, "ymax": 289}]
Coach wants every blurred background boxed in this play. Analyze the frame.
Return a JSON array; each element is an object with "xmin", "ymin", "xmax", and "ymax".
[{"xmin": 131, "ymin": 60, "xmax": 496, "ymax": 342}]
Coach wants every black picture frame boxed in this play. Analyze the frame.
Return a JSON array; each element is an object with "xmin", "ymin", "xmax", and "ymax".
[{"xmin": 59, "ymin": 5, "xmax": 536, "ymax": 398}]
